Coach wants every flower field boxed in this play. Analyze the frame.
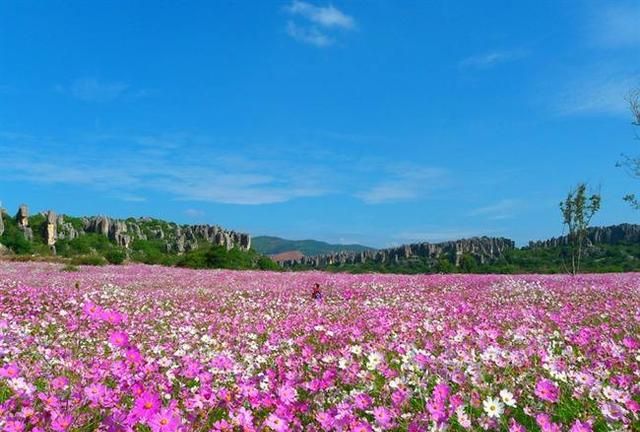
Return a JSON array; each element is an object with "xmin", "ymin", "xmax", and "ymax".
[{"xmin": 1, "ymin": 262, "xmax": 639, "ymax": 431}]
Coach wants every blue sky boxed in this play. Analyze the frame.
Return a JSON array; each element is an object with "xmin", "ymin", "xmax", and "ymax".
[{"xmin": 1, "ymin": 1, "xmax": 639, "ymax": 247}]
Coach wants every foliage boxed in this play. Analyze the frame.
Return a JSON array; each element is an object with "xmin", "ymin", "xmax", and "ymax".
[
  {"xmin": 0, "ymin": 212, "xmax": 33, "ymax": 254},
  {"xmin": 104, "ymin": 249, "xmax": 126, "ymax": 265},
  {"xmin": 177, "ymin": 245, "xmax": 279, "ymax": 270},
  {"xmin": 559, "ymin": 183, "xmax": 601, "ymax": 275},
  {"xmin": 70, "ymin": 255, "xmax": 108, "ymax": 266}
]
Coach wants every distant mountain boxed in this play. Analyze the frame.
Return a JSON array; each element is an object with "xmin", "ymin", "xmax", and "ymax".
[{"xmin": 252, "ymin": 236, "xmax": 373, "ymax": 257}]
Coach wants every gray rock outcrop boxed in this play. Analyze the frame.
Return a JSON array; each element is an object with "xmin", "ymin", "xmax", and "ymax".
[
  {"xmin": 15, "ymin": 204, "xmax": 33, "ymax": 241},
  {"xmin": 0, "ymin": 210, "xmax": 4, "ymax": 237},
  {"xmin": 281, "ymin": 236, "xmax": 516, "ymax": 268},
  {"xmin": 528, "ymin": 224, "xmax": 640, "ymax": 249},
  {"xmin": 79, "ymin": 215, "xmax": 250, "ymax": 253}
]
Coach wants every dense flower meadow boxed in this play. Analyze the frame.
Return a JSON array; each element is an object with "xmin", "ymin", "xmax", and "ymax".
[{"xmin": 1, "ymin": 262, "xmax": 639, "ymax": 431}]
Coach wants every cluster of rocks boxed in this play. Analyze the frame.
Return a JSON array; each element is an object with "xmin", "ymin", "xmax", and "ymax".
[
  {"xmin": 281, "ymin": 236, "xmax": 516, "ymax": 268},
  {"xmin": 0, "ymin": 204, "xmax": 251, "ymax": 255},
  {"xmin": 528, "ymin": 224, "xmax": 640, "ymax": 249}
]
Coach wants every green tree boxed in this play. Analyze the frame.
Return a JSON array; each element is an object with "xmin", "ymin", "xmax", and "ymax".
[{"xmin": 560, "ymin": 183, "xmax": 601, "ymax": 275}]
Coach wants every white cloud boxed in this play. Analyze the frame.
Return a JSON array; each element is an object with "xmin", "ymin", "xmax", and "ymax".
[
  {"xmin": 556, "ymin": 72, "xmax": 639, "ymax": 116},
  {"xmin": 286, "ymin": 21, "xmax": 333, "ymax": 47},
  {"xmin": 184, "ymin": 208, "xmax": 205, "ymax": 218},
  {"xmin": 0, "ymin": 132, "xmax": 333, "ymax": 205},
  {"xmin": 56, "ymin": 78, "xmax": 150, "ymax": 102},
  {"xmin": 460, "ymin": 49, "xmax": 528, "ymax": 69},
  {"xmin": 284, "ymin": 1, "xmax": 355, "ymax": 47},
  {"xmin": 286, "ymin": 1, "xmax": 354, "ymax": 29},
  {"xmin": 592, "ymin": 3, "xmax": 640, "ymax": 48},
  {"xmin": 469, "ymin": 199, "xmax": 520, "ymax": 220},
  {"xmin": 356, "ymin": 167, "xmax": 448, "ymax": 204}
]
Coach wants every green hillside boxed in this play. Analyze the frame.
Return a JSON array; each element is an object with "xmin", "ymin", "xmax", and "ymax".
[{"xmin": 252, "ymin": 235, "xmax": 373, "ymax": 256}]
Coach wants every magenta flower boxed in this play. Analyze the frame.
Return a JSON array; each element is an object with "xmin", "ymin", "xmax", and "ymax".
[
  {"xmin": 51, "ymin": 376, "xmax": 69, "ymax": 390},
  {"xmin": 3, "ymin": 420, "xmax": 26, "ymax": 432},
  {"xmin": 149, "ymin": 407, "xmax": 181, "ymax": 432},
  {"xmin": 0, "ymin": 363, "xmax": 20, "ymax": 378},
  {"xmin": 350, "ymin": 420, "xmax": 373, "ymax": 432},
  {"xmin": 508, "ymin": 419, "xmax": 526, "ymax": 432},
  {"xmin": 535, "ymin": 379, "xmax": 560, "ymax": 403},
  {"xmin": 536, "ymin": 413, "xmax": 561, "ymax": 432},
  {"xmin": 315, "ymin": 411, "xmax": 335, "ymax": 431},
  {"xmin": 277, "ymin": 384, "xmax": 298, "ymax": 405},
  {"xmin": 569, "ymin": 420, "xmax": 593, "ymax": 432},
  {"xmin": 132, "ymin": 391, "xmax": 161, "ymax": 420},
  {"xmin": 354, "ymin": 393, "xmax": 372, "ymax": 410},
  {"xmin": 108, "ymin": 331, "xmax": 129, "ymax": 348},
  {"xmin": 264, "ymin": 413, "xmax": 288, "ymax": 432},
  {"xmin": 51, "ymin": 413, "xmax": 73, "ymax": 431},
  {"xmin": 373, "ymin": 406, "xmax": 395, "ymax": 430},
  {"xmin": 125, "ymin": 347, "xmax": 143, "ymax": 364},
  {"xmin": 84, "ymin": 382, "xmax": 107, "ymax": 405}
]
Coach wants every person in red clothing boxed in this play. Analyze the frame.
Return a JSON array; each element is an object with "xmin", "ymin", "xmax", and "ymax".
[{"xmin": 312, "ymin": 283, "xmax": 322, "ymax": 300}]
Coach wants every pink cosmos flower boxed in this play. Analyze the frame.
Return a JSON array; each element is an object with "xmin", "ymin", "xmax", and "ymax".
[
  {"xmin": 625, "ymin": 398, "xmax": 640, "ymax": 414},
  {"xmin": 350, "ymin": 420, "xmax": 373, "ymax": 432},
  {"xmin": 569, "ymin": 420, "xmax": 593, "ymax": 432},
  {"xmin": 508, "ymin": 419, "xmax": 526, "ymax": 432},
  {"xmin": 315, "ymin": 411, "xmax": 335, "ymax": 431},
  {"xmin": 51, "ymin": 376, "xmax": 69, "ymax": 390},
  {"xmin": 536, "ymin": 414, "xmax": 561, "ymax": 432},
  {"xmin": 149, "ymin": 407, "xmax": 181, "ymax": 432},
  {"xmin": 3, "ymin": 420, "xmax": 26, "ymax": 432},
  {"xmin": 600, "ymin": 402, "xmax": 626, "ymax": 421},
  {"xmin": 230, "ymin": 406, "xmax": 254, "ymax": 429},
  {"xmin": 264, "ymin": 413, "xmax": 289, "ymax": 432},
  {"xmin": 211, "ymin": 419, "xmax": 232, "ymax": 431},
  {"xmin": 622, "ymin": 336, "xmax": 639, "ymax": 349},
  {"xmin": 373, "ymin": 406, "xmax": 395, "ymax": 430},
  {"xmin": 0, "ymin": 363, "xmax": 20, "ymax": 379},
  {"xmin": 535, "ymin": 379, "xmax": 560, "ymax": 403},
  {"xmin": 84, "ymin": 382, "xmax": 107, "ymax": 405},
  {"xmin": 354, "ymin": 393, "xmax": 372, "ymax": 410},
  {"xmin": 51, "ymin": 413, "xmax": 74, "ymax": 431},
  {"xmin": 277, "ymin": 384, "xmax": 298, "ymax": 405},
  {"xmin": 125, "ymin": 347, "xmax": 143, "ymax": 364},
  {"xmin": 132, "ymin": 391, "xmax": 161, "ymax": 421},
  {"xmin": 83, "ymin": 302, "xmax": 103, "ymax": 319},
  {"xmin": 108, "ymin": 331, "xmax": 129, "ymax": 348}
]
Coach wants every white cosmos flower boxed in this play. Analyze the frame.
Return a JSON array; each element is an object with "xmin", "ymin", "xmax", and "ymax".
[
  {"xmin": 499, "ymin": 389, "xmax": 516, "ymax": 407},
  {"xmin": 483, "ymin": 397, "xmax": 504, "ymax": 418}
]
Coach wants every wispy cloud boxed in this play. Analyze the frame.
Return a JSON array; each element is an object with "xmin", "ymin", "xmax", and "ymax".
[
  {"xmin": 284, "ymin": 1, "xmax": 355, "ymax": 47},
  {"xmin": 55, "ymin": 78, "xmax": 151, "ymax": 102},
  {"xmin": 286, "ymin": 22, "xmax": 333, "ymax": 47},
  {"xmin": 0, "ymin": 131, "xmax": 453, "ymax": 207},
  {"xmin": 591, "ymin": 3, "xmax": 640, "ymax": 48},
  {"xmin": 356, "ymin": 167, "xmax": 448, "ymax": 204},
  {"xmin": 556, "ymin": 71, "xmax": 639, "ymax": 116},
  {"xmin": 460, "ymin": 49, "xmax": 528, "ymax": 69},
  {"xmin": 286, "ymin": 1, "xmax": 354, "ymax": 29},
  {"xmin": 184, "ymin": 208, "xmax": 205, "ymax": 218},
  {"xmin": 469, "ymin": 199, "xmax": 520, "ymax": 220}
]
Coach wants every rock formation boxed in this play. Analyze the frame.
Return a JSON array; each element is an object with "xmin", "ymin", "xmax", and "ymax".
[
  {"xmin": 15, "ymin": 204, "xmax": 33, "ymax": 241},
  {"xmin": 77, "ymin": 215, "xmax": 250, "ymax": 253},
  {"xmin": 44, "ymin": 210, "xmax": 57, "ymax": 254},
  {"xmin": 0, "ymin": 210, "xmax": 4, "ymax": 237},
  {"xmin": 528, "ymin": 224, "xmax": 640, "ymax": 249},
  {"xmin": 281, "ymin": 236, "xmax": 516, "ymax": 268}
]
